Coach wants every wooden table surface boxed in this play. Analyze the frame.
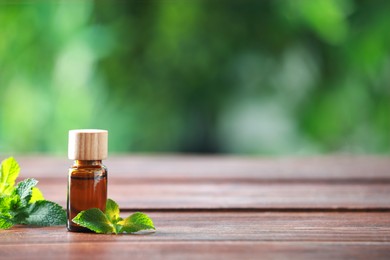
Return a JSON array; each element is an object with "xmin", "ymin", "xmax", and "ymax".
[{"xmin": 1, "ymin": 155, "xmax": 390, "ymax": 259}]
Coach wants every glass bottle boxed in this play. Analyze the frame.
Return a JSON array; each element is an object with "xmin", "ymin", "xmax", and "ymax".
[{"xmin": 67, "ymin": 129, "xmax": 108, "ymax": 232}]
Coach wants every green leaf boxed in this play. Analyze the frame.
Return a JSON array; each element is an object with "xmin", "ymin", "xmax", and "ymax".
[
  {"xmin": 11, "ymin": 207, "xmax": 29, "ymax": 224},
  {"xmin": 0, "ymin": 157, "xmax": 20, "ymax": 195},
  {"xmin": 3, "ymin": 194, "xmax": 21, "ymax": 213},
  {"xmin": 23, "ymin": 200, "xmax": 66, "ymax": 226},
  {"xmin": 119, "ymin": 212, "xmax": 155, "ymax": 233},
  {"xmin": 0, "ymin": 213, "xmax": 13, "ymax": 229},
  {"xmin": 0, "ymin": 196, "xmax": 12, "ymax": 213},
  {"xmin": 73, "ymin": 199, "xmax": 156, "ymax": 234},
  {"xmin": 105, "ymin": 198, "xmax": 120, "ymax": 223},
  {"xmin": 30, "ymin": 187, "xmax": 44, "ymax": 203},
  {"xmin": 72, "ymin": 208, "xmax": 115, "ymax": 234},
  {"xmin": 0, "ymin": 157, "xmax": 65, "ymax": 228},
  {"xmin": 15, "ymin": 178, "xmax": 38, "ymax": 206}
]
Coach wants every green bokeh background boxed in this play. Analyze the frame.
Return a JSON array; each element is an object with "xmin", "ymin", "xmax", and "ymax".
[{"xmin": 0, "ymin": 0, "xmax": 389, "ymax": 155}]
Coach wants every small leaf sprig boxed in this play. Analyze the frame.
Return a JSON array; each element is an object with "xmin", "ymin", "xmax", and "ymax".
[
  {"xmin": 72, "ymin": 198, "xmax": 156, "ymax": 234},
  {"xmin": 0, "ymin": 157, "xmax": 66, "ymax": 229}
]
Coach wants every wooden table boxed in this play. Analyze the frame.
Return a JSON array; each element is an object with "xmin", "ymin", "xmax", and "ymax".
[{"xmin": 1, "ymin": 155, "xmax": 390, "ymax": 259}]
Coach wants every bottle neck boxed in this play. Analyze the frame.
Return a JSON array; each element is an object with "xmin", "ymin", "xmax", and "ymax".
[{"xmin": 73, "ymin": 160, "xmax": 103, "ymax": 167}]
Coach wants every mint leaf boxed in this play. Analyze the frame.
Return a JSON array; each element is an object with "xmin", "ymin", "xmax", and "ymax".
[
  {"xmin": 120, "ymin": 212, "xmax": 155, "ymax": 233},
  {"xmin": 15, "ymin": 178, "xmax": 38, "ymax": 206},
  {"xmin": 30, "ymin": 187, "xmax": 44, "ymax": 203},
  {"xmin": 5, "ymin": 194, "xmax": 21, "ymax": 213},
  {"xmin": 0, "ymin": 157, "xmax": 20, "ymax": 195},
  {"xmin": 0, "ymin": 214, "xmax": 13, "ymax": 229},
  {"xmin": 72, "ymin": 208, "xmax": 115, "ymax": 234},
  {"xmin": 105, "ymin": 199, "xmax": 120, "ymax": 223},
  {"xmin": 104, "ymin": 199, "xmax": 122, "ymax": 233},
  {"xmin": 22, "ymin": 200, "xmax": 66, "ymax": 226},
  {"xmin": 11, "ymin": 207, "xmax": 29, "ymax": 224},
  {"xmin": 0, "ymin": 157, "xmax": 66, "ymax": 229},
  {"xmin": 0, "ymin": 195, "xmax": 14, "ymax": 228},
  {"xmin": 73, "ymin": 198, "xmax": 156, "ymax": 234},
  {"xmin": 0, "ymin": 196, "xmax": 12, "ymax": 213}
]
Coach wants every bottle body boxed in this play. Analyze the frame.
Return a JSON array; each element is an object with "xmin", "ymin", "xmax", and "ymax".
[{"xmin": 67, "ymin": 160, "xmax": 107, "ymax": 232}]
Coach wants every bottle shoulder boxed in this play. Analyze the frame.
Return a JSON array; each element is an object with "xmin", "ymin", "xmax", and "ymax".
[
  {"xmin": 69, "ymin": 164, "xmax": 107, "ymax": 170},
  {"xmin": 69, "ymin": 164, "xmax": 107, "ymax": 176}
]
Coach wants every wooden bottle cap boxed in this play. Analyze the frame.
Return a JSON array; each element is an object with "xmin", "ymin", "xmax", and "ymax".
[{"xmin": 68, "ymin": 129, "xmax": 108, "ymax": 160}]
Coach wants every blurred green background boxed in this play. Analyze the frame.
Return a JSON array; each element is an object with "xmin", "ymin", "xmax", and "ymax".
[{"xmin": 0, "ymin": 0, "xmax": 389, "ymax": 155}]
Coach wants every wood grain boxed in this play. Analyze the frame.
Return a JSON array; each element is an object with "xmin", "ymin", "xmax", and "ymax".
[
  {"xmin": 1, "ymin": 242, "xmax": 389, "ymax": 260},
  {"xmin": 1, "ymin": 212, "xmax": 390, "ymax": 259},
  {"xmin": 30, "ymin": 180, "xmax": 390, "ymax": 210},
  {"xmin": 1, "ymin": 212, "xmax": 390, "ymax": 243},
  {"xmin": 1, "ymin": 155, "xmax": 390, "ymax": 259},
  {"xmin": 16, "ymin": 155, "xmax": 390, "ymax": 181},
  {"xmin": 11, "ymin": 155, "xmax": 390, "ymax": 210}
]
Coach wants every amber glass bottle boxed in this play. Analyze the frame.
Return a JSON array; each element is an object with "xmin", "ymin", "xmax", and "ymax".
[{"xmin": 67, "ymin": 129, "xmax": 108, "ymax": 232}]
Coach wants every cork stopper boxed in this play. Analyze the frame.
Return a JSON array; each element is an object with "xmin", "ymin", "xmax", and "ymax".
[{"xmin": 68, "ymin": 129, "xmax": 108, "ymax": 160}]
